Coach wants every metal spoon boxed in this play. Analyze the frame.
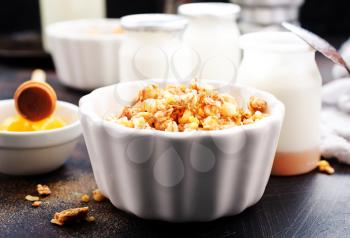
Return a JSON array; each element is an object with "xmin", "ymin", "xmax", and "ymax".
[{"xmin": 282, "ymin": 22, "xmax": 350, "ymax": 75}]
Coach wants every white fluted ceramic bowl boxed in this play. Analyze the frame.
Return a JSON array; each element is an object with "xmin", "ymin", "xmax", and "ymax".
[
  {"xmin": 47, "ymin": 19, "xmax": 124, "ymax": 90},
  {"xmin": 0, "ymin": 100, "xmax": 81, "ymax": 175},
  {"xmin": 79, "ymin": 80, "xmax": 284, "ymax": 222}
]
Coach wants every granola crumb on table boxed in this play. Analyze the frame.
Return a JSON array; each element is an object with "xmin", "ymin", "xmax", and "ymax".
[
  {"xmin": 37, "ymin": 184, "xmax": 51, "ymax": 196},
  {"xmin": 32, "ymin": 201, "xmax": 42, "ymax": 208},
  {"xmin": 318, "ymin": 160, "xmax": 335, "ymax": 175},
  {"xmin": 25, "ymin": 195, "xmax": 40, "ymax": 202},
  {"xmin": 51, "ymin": 207, "xmax": 89, "ymax": 226},
  {"xmin": 107, "ymin": 81, "xmax": 268, "ymax": 132},
  {"xmin": 86, "ymin": 216, "xmax": 96, "ymax": 222},
  {"xmin": 92, "ymin": 189, "xmax": 106, "ymax": 202},
  {"xmin": 81, "ymin": 194, "xmax": 90, "ymax": 203}
]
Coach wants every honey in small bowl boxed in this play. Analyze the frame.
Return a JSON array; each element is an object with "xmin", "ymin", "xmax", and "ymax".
[{"xmin": 0, "ymin": 115, "xmax": 66, "ymax": 132}]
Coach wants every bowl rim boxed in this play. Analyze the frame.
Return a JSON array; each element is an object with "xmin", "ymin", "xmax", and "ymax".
[
  {"xmin": 46, "ymin": 18, "xmax": 124, "ymax": 42},
  {"xmin": 79, "ymin": 79, "xmax": 285, "ymax": 139},
  {"xmin": 0, "ymin": 100, "xmax": 81, "ymax": 137}
]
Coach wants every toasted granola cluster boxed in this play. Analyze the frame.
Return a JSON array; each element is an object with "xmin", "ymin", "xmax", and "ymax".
[
  {"xmin": 51, "ymin": 207, "xmax": 89, "ymax": 226},
  {"xmin": 92, "ymin": 189, "xmax": 107, "ymax": 202},
  {"xmin": 109, "ymin": 82, "xmax": 268, "ymax": 132},
  {"xmin": 318, "ymin": 160, "xmax": 335, "ymax": 175},
  {"xmin": 23, "ymin": 184, "xmax": 104, "ymax": 225},
  {"xmin": 37, "ymin": 184, "xmax": 51, "ymax": 196},
  {"xmin": 25, "ymin": 184, "xmax": 52, "ymax": 208}
]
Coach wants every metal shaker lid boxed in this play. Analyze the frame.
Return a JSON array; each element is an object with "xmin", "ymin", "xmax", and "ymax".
[{"xmin": 178, "ymin": 3, "xmax": 241, "ymax": 20}]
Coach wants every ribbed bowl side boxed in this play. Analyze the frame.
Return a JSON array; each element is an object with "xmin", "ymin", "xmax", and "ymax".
[{"xmin": 82, "ymin": 116, "xmax": 282, "ymax": 222}]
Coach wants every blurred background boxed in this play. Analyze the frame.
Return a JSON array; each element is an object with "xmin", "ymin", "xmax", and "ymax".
[{"xmin": 0, "ymin": 0, "xmax": 349, "ymax": 68}]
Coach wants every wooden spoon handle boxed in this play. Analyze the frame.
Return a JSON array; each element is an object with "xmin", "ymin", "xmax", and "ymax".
[{"xmin": 31, "ymin": 69, "xmax": 46, "ymax": 82}]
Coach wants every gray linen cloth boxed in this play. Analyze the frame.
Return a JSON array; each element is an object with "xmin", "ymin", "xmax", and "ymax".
[{"xmin": 322, "ymin": 78, "xmax": 350, "ymax": 164}]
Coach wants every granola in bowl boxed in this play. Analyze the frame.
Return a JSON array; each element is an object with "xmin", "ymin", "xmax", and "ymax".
[
  {"xmin": 106, "ymin": 82, "xmax": 268, "ymax": 132},
  {"xmin": 79, "ymin": 79, "xmax": 285, "ymax": 221}
]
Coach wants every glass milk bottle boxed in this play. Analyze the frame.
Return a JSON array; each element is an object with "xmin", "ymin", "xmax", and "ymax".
[
  {"xmin": 178, "ymin": 3, "xmax": 241, "ymax": 83},
  {"xmin": 119, "ymin": 14, "xmax": 189, "ymax": 82},
  {"xmin": 237, "ymin": 32, "xmax": 321, "ymax": 176},
  {"xmin": 40, "ymin": 0, "xmax": 106, "ymax": 51}
]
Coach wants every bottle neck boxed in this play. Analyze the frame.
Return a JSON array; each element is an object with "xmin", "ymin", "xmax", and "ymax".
[
  {"xmin": 243, "ymin": 49, "xmax": 316, "ymax": 65},
  {"xmin": 238, "ymin": 48, "xmax": 321, "ymax": 88}
]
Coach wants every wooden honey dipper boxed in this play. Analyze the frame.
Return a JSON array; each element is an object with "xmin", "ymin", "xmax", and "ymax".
[{"xmin": 14, "ymin": 69, "xmax": 57, "ymax": 122}]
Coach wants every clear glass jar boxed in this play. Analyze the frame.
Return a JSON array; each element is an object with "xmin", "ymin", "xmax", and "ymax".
[
  {"xmin": 178, "ymin": 3, "xmax": 241, "ymax": 83},
  {"xmin": 237, "ymin": 32, "xmax": 322, "ymax": 176},
  {"xmin": 119, "ymin": 14, "xmax": 189, "ymax": 82}
]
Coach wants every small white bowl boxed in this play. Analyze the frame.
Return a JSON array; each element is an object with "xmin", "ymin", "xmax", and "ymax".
[
  {"xmin": 0, "ymin": 100, "xmax": 81, "ymax": 175},
  {"xmin": 47, "ymin": 19, "xmax": 124, "ymax": 90},
  {"xmin": 79, "ymin": 79, "xmax": 284, "ymax": 222}
]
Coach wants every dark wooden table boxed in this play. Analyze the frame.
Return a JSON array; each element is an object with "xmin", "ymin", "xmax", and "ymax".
[{"xmin": 0, "ymin": 56, "xmax": 349, "ymax": 238}]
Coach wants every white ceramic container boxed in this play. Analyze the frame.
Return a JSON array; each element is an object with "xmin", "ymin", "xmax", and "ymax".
[
  {"xmin": 119, "ymin": 14, "xmax": 189, "ymax": 83},
  {"xmin": 0, "ymin": 100, "xmax": 81, "ymax": 175},
  {"xmin": 178, "ymin": 3, "xmax": 241, "ymax": 83},
  {"xmin": 47, "ymin": 19, "xmax": 123, "ymax": 90},
  {"xmin": 79, "ymin": 79, "xmax": 284, "ymax": 222},
  {"xmin": 237, "ymin": 32, "xmax": 322, "ymax": 176}
]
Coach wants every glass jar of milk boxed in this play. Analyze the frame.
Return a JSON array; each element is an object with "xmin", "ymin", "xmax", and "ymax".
[
  {"xmin": 237, "ymin": 32, "xmax": 322, "ymax": 176},
  {"xmin": 178, "ymin": 3, "xmax": 241, "ymax": 83},
  {"xmin": 119, "ymin": 14, "xmax": 189, "ymax": 82}
]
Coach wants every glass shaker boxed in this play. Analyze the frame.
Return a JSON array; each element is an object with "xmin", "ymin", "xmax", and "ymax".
[
  {"xmin": 119, "ymin": 14, "xmax": 189, "ymax": 83},
  {"xmin": 237, "ymin": 32, "xmax": 322, "ymax": 176},
  {"xmin": 178, "ymin": 3, "xmax": 241, "ymax": 83}
]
